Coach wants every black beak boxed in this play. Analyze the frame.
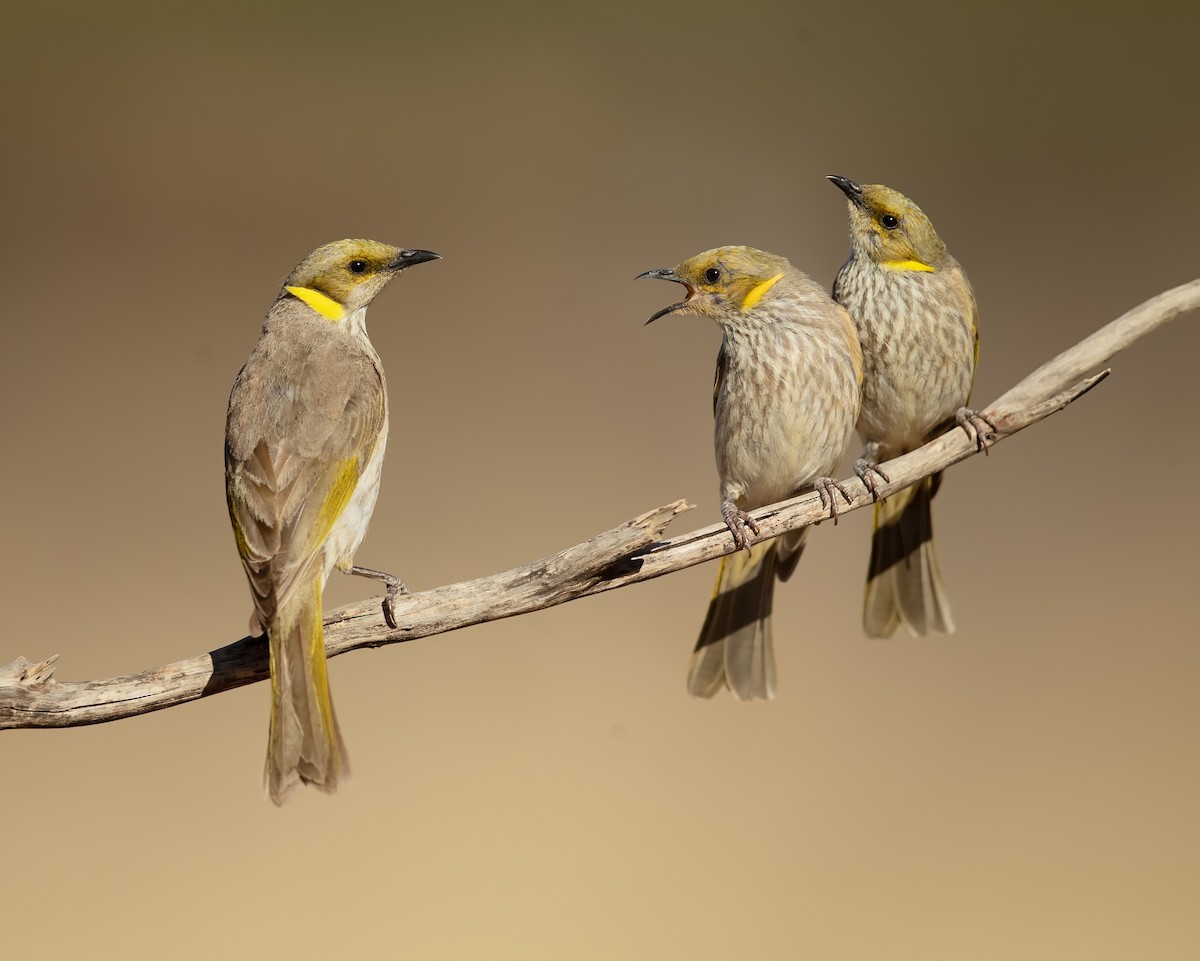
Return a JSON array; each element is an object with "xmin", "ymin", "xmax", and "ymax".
[
  {"xmin": 826, "ymin": 175, "xmax": 865, "ymax": 206},
  {"xmin": 392, "ymin": 249, "xmax": 441, "ymax": 270},
  {"xmin": 636, "ymin": 267, "xmax": 691, "ymax": 325}
]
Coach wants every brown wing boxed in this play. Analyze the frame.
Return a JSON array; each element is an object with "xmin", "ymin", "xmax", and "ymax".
[
  {"xmin": 949, "ymin": 261, "xmax": 981, "ymax": 382},
  {"xmin": 225, "ymin": 328, "xmax": 385, "ymax": 629},
  {"xmin": 712, "ymin": 341, "xmax": 727, "ymax": 419}
]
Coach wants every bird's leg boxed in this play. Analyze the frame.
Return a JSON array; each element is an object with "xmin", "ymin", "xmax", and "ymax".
[
  {"xmin": 853, "ymin": 440, "xmax": 890, "ymax": 501},
  {"xmin": 346, "ymin": 565, "xmax": 407, "ymax": 630},
  {"xmin": 812, "ymin": 477, "xmax": 854, "ymax": 524},
  {"xmin": 955, "ymin": 406, "xmax": 999, "ymax": 454},
  {"xmin": 720, "ymin": 499, "xmax": 760, "ymax": 553}
]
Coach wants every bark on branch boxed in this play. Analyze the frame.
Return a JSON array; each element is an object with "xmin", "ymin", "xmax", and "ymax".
[{"xmin": 4, "ymin": 279, "xmax": 1198, "ymax": 730}]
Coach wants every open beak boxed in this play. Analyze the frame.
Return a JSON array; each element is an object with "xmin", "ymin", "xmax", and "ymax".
[
  {"xmin": 636, "ymin": 267, "xmax": 693, "ymax": 325},
  {"xmin": 826, "ymin": 174, "xmax": 865, "ymax": 207}
]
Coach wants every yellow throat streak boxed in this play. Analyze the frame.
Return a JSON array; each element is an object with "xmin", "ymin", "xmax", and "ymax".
[
  {"xmin": 880, "ymin": 259, "xmax": 935, "ymax": 273},
  {"xmin": 740, "ymin": 273, "xmax": 784, "ymax": 312},
  {"xmin": 286, "ymin": 285, "xmax": 346, "ymax": 320}
]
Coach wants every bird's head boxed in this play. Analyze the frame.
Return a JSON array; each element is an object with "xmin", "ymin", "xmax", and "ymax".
[
  {"xmin": 827, "ymin": 176, "xmax": 946, "ymax": 272},
  {"xmin": 280, "ymin": 239, "xmax": 440, "ymax": 320},
  {"xmin": 637, "ymin": 246, "xmax": 794, "ymax": 325}
]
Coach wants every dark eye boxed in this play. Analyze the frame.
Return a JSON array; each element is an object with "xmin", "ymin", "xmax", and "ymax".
[
  {"xmin": 880, "ymin": 214, "xmax": 899, "ymax": 230},
  {"xmin": 704, "ymin": 267, "xmax": 721, "ymax": 284},
  {"xmin": 348, "ymin": 260, "xmax": 368, "ymax": 274}
]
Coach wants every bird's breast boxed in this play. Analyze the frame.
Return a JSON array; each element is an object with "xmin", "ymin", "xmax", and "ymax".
[
  {"xmin": 714, "ymin": 323, "xmax": 860, "ymax": 509},
  {"xmin": 838, "ymin": 265, "xmax": 975, "ymax": 448}
]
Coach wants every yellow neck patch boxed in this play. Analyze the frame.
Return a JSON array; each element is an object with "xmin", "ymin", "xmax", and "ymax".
[
  {"xmin": 286, "ymin": 285, "xmax": 345, "ymax": 320},
  {"xmin": 740, "ymin": 272, "xmax": 784, "ymax": 312},
  {"xmin": 881, "ymin": 259, "xmax": 935, "ymax": 273}
]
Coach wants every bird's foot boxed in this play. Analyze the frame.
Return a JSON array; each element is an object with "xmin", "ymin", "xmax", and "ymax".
[
  {"xmin": 720, "ymin": 502, "xmax": 760, "ymax": 553},
  {"xmin": 854, "ymin": 458, "xmax": 890, "ymax": 501},
  {"xmin": 955, "ymin": 406, "xmax": 999, "ymax": 453},
  {"xmin": 814, "ymin": 476, "xmax": 854, "ymax": 524},
  {"xmin": 347, "ymin": 565, "xmax": 408, "ymax": 630}
]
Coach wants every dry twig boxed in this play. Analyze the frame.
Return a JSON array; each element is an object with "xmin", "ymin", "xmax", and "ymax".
[{"xmin": 3, "ymin": 279, "xmax": 1198, "ymax": 730}]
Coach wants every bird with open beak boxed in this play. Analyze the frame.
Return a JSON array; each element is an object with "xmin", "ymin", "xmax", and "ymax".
[{"xmin": 639, "ymin": 245, "xmax": 862, "ymax": 700}]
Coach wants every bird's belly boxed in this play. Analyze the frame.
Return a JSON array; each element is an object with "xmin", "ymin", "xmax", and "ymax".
[
  {"xmin": 858, "ymin": 314, "xmax": 974, "ymax": 450},
  {"xmin": 322, "ymin": 415, "xmax": 389, "ymax": 581},
  {"xmin": 716, "ymin": 378, "xmax": 856, "ymax": 510}
]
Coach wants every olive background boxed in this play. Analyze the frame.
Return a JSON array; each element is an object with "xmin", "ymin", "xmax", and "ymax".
[{"xmin": 3, "ymin": 2, "xmax": 1198, "ymax": 958}]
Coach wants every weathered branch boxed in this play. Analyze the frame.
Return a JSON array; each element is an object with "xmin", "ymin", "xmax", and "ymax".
[{"xmin": 4, "ymin": 279, "xmax": 1198, "ymax": 729}]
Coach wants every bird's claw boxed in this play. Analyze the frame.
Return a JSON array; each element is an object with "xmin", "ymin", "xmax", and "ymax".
[
  {"xmin": 721, "ymin": 504, "xmax": 761, "ymax": 552},
  {"xmin": 347, "ymin": 564, "xmax": 407, "ymax": 630},
  {"xmin": 854, "ymin": 459, "xmax": 890, "ymax": 501},
  {"xmin": 956, "ymin": 406, "xmax": 999, "ymax": 453},
  {"xmin": 382, "ymin": 575, "xmax": 411, "ymax": 630},
  {"xmin": 814, "ymin": 476, "xmax": 854, "ymax": 524}
]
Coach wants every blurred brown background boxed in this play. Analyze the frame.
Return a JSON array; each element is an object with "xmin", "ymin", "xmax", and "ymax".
[{"xmin": 3, "ymin": 1, "xmax": 1198, "ymax": 957}]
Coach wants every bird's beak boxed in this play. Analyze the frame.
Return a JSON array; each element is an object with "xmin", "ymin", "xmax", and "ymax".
[
  {"xmin": 636, "ymin": 267, "xmax": 693, "ymax": 325},
  {"xmin": 826, "ymin": 175, "xmax": 865, "ymax": 207},
  {"xmin": 391, "ymin": 249, "xmax": 442, "ymax": 270}
]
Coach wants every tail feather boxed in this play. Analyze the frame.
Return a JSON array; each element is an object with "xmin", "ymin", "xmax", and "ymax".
[
  {"xmin": 774, "ymin": 527, "xmax": 807, "ymax": 583},
  {"xmin": 864, "ymin": 473, "xmax": 955, "ymax": 638},
  {"xmin": 265, "ymin": 579, "xmax": 348, "ymax": 805},
  {"xmin": 688, "ymin": 530, "xmax": 807, "ymax": 700}
]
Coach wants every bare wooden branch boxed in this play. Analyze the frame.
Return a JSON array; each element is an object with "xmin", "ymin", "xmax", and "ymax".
[{"xmin": 4, "ymin": 279, "xmax": 1198, "ymax": 730}]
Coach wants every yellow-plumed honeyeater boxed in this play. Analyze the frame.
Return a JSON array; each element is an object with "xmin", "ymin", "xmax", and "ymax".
[
  {"xmin": 828, "ymin": 175, "xmax": 994, "ymax": 639},
  {"xmin": 641, "ymin": 246, "xmax": 863, "ymax": 699},
  {"xmin": 225, "ymin": 239, "xmax": 439, "ymax": 804}
]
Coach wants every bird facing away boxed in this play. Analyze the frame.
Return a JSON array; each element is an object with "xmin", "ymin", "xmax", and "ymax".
[
  {"xmin": 225, "ymin": 239, "xmax": 439, "ymax": 804},
  {"xmin": 640, "ymin": 246, "xmax": 862, "ymax": 699},
  {"xmin": 827, "ymin": 175, "xmax": 994, "ymax": 638}
]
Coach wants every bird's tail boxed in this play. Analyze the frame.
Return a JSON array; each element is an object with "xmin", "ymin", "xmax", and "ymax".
[
  {"xmin": 863, "ymin": 473, "xmax": 955, "ymax": 638},
  {"xmin": 265, "ymin": 579, "xmax": 348, "ymax": 805},
  {"xmin": 688, "ymin": 530, "xmax": 807, "ymax": 700}
]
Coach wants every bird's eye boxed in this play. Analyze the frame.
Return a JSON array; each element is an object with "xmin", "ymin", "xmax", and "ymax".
[
  {"xmin": 704, "ymin": 267, "xmax": 721, "ymax": 284},
  {"xmin": 880, "ymin": 214, "xmax": 899, "ymax": 230},
  {"xmin": 348, "ymin": 260, "xmax": 368, "ymax": 274}
]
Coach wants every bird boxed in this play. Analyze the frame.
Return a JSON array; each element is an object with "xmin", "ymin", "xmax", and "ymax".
[
  {"xmin": 640, "ymin": 246, "xmax": 862, "ymax": 699},
  {"xmin": 827, "ymin": 175, "xmax": 994, "ymax": 639},
  {"xmin": 225, "ymin": 238, "xmax": 439, "ymax": 804}
]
